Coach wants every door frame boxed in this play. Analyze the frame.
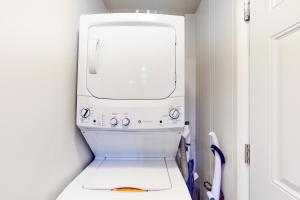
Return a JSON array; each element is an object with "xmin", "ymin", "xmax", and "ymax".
[{"xmin": 236, "ymin": 0, "xmax": 250, "ymax": 199}]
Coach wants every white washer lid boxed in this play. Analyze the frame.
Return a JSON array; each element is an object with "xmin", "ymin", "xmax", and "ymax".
[{"xmin": 82, "ymin": 159, "xmax": 171, "ymax": 191}]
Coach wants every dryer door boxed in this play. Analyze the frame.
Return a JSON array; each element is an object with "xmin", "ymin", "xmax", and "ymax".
[{"xmin": 86, "ymin": 25, "xmax": 176, "ymax": 100}]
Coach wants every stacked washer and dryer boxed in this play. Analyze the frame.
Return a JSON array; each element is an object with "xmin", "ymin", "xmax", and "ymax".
[{"xmin": 57, "ymin": 13, "xmax": 191, "ymax": 200}]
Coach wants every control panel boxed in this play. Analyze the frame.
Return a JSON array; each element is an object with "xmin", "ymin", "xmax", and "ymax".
[{"xmin": 77, "ymin": 97, "xmax": 184, "ymax": 130}]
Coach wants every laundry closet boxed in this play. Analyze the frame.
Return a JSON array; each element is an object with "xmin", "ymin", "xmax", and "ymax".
[{"xmin": 1, "ymin": 0, "xmax": 300, "ymax": 200}]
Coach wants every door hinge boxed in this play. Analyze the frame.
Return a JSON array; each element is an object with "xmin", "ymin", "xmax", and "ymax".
[
  {"xmin": 245, "ymin": 144, "xmax": 250, "ymax": 164},
  {"xmin": 244, "ymin": 0, "xmax": 250, "ymax": 22}
]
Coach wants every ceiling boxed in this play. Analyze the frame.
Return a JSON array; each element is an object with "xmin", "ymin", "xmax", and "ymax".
[{"xmin": 103, "ymin": 0, "xmax": 201, "ymax": 15}]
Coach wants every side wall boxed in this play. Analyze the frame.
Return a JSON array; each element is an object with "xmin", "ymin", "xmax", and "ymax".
[
  {"xmin": 0, "ymin": 1, "xmax": 106, "ymax": 199},
  {"xmin": 185, "ymin": 14, "xmax": 197, "ymax": 163},
  {"xmin": 195, "ymin": 0, "xmax": 237, "ymax": 199}
]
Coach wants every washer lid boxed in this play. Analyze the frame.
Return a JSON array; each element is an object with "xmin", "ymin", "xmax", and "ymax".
[
  {"xmin": 82, "ymin": 159, "xmax": 172, "ymax": 191},
  {"xmin": 86, "ymin": 25, "xmax": 176, "ymax": 100}
]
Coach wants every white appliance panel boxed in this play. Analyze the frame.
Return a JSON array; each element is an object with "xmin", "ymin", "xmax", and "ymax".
[
  {"xmin": 87, "ymin": 25, "xmax": 176, "ymax": 100},
  {"xmin": 77, "ymin": 96, "xmax": 184, "ymax": 131},
  {"xmin": 83, "ymin": 130, "xmax": 181, "ymax": 158}
]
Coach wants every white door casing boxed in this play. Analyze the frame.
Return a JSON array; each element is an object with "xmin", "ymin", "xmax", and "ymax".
[{"xmin": 250, "ymin": 0, "xmax": 300, "ymax": 199}]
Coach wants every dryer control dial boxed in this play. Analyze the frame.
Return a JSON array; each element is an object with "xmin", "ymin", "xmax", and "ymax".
[
  {"xmin": 169, "ymin": 108, "xmax": 180, "ymax": 120},
  {"xmin": 122, "ymin": 118, "xmax": 130, "ymax": 126},
  {"xmin": 110, "ymin": 117, "xmax": 118, "ymax": 126},
  {"xmin": 80, "ymin": 108, "xmax": 90, "ymax": 118}
]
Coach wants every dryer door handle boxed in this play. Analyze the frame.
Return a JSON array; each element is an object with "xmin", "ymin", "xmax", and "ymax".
[{"xmin": 88, "ymin": 39, "xmax": 99, "ymax": 74}]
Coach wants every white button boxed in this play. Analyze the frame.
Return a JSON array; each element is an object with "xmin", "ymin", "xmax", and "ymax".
[{"xmin": 122, "ymin": 118, "xmax": 130, "ymax": 126}]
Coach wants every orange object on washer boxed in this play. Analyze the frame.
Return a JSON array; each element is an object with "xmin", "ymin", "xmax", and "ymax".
[{"xmin": 112, "ymin": 187, "xmax": 147, "ymax": 192}]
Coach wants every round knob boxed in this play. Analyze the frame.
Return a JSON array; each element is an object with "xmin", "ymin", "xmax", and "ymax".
[
  {"xmin": 122, "ymin": 118, "xmax": 130, "ymax": 126},
  {"xmin": 110, "ymin": 117, "xmax": 118, "ymax": 126},
  {"xmin": 169, "ymin": 108, "xmax": 180, "ymax": 120},
  {"xmin": 80, "ymin": 108, "xmax": 90, "ymax": 118}
]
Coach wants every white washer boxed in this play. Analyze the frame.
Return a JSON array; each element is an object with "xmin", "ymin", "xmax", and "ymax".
[{"xmin": 57, "ymin": 13, "xmax": 190, "ymax": 200}]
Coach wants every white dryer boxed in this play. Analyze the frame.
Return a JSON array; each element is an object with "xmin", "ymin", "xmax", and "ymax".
[{"xmin": 57, "ymin": 13, "xmax": 191, "ymax": 200}]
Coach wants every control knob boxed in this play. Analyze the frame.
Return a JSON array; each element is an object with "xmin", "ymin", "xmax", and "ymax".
[
  {"xmin": 110, "ymin": 117, "xmax": 118, "ymax": 126},
  {"xmin": 80, "ymin": 108, "xmax": 90, "ymax": 118},
  {"xmin": 169, "ymin": 108, "xmax": 180, "ymax": 120},
  {"xmin": 122, "ymin": 118, "xmax": 130, "ymax": 126}
]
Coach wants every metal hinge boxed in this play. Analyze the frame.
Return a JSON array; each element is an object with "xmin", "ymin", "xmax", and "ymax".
[
  {"xmin": 244, "ymin": 0, "xmax": 250, "ymax": 22},
  {"xmin": 245, "ymin": 144, "xmax": 250, "ymax": 164}
]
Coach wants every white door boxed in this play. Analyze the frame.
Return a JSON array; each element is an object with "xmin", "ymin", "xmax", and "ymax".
[
  {"xmin": 86, "ymin": 25, "xmax": 176, "ymax": 100},
  {"xmin": 250, "ymin": 0, "xmax": 300, "ymax": 199}
]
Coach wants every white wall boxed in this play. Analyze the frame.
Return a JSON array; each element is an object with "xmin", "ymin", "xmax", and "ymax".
[
  {"xmin": 195, "ymin": 1, "xmax": 213, "ymax": 199},
  {"xmin": 185, "ymin": 14, "xmax": 197, "ymax": 163},
  {"xmin": 0, "ymin": 0, "xmax": 106, "ymax": 199},
  {"xmin": 103, "ymin": 0, "xmax": 200, "ymax": 15},
  {"xmin": 195, "ymin": 0, "xmax": 237, "ymax": 199}
]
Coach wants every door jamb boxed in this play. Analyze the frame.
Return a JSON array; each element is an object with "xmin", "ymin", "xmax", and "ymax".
[{"xmin": 236, "ymin": 0, "xmax": 250, "ymax": 199}]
